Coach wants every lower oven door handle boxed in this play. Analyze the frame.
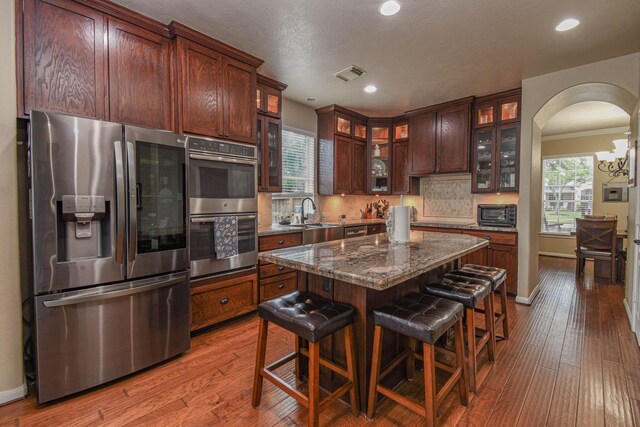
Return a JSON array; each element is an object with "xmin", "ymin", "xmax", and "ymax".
[{"xmin": 42, "ymin": 277, "xmax": 184, "ymax": 308}]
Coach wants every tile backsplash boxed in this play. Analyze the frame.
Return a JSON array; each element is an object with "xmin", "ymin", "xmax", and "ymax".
[{"xmin": 256, "ymin": 174, "xmax": 519, "ymax": 226}]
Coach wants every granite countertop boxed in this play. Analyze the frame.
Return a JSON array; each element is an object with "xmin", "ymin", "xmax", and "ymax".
[
  {"xmin": 258, "ymin": 231, "xmax": 489, "ymax": 290},
  {"xmin": 258, "ymin": 218, "xmax": 387, "ymax": 237},
  {"xmin": 411, "ymin": 221, "xmax": 518, "ymax": 233}
]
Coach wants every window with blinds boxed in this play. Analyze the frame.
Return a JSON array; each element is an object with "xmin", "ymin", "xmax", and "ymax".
[
  {"xmin": 278, "ymin": 129, "xmax": 315, "ymax": 196},
  {"xmin": 272, "ymin": 128, "xmax": 316, "ymax": 222}
]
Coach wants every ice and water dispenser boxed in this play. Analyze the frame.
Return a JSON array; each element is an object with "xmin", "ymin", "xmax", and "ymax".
[{"xmin": 58, "ymin": 195, "xmax": 110, "ymax": 261}]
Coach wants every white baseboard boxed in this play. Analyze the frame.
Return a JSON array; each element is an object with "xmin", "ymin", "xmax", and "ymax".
[
  {"xmin": 538, "ymin": 252, "xmax": 576, "ymax": 259},
  {"xmin": 516, "ymin": 283, "xmax": 541, "ymax": 305},
  {"xmin": 624, "ymin": 298, "xmax": 635, "ymax": 332},
  {"xmin": 0, "ymin": 383, "xmax": 27, "ymax": 406}
]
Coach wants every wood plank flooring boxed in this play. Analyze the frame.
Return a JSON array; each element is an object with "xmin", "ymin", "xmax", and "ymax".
[{"xmin": 1, "ymin": 256, "xmax": 639, "ymax": 426}]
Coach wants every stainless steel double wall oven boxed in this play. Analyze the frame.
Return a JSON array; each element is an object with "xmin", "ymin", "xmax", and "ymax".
[
  {"xmin": 188, "ymin": 137, "xmax": 258, "ymax": 278},
  {"xmin": 29, "ymin": 111, "xmax": 190, "ymax": 403}
]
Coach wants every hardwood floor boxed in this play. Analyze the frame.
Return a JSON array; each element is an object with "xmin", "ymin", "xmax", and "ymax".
[{"xmin": 1, "ymin": 256, "xmax": 638, "ymax": 426}]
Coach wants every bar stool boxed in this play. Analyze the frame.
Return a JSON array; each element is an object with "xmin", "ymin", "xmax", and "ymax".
[
  {"xmin": 252, "ymin": 291, "xmax": 359, "ymax": 427},
  {"xmin": 423, "ymin": 273, "xmax": 495, "ymax": 393},
  {"xmin": 454, "ymin": 264, "xmax": 509, "ymax": 339},
  {"xmin": 367, "ymin": 292, "xmax": 468, "ymax": 426}
]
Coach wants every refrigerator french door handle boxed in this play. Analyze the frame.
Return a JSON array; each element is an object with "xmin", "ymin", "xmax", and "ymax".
[
  {"xmin": 114, "ymin": 140, "xmax": 126, "ymax": 265},
  {"xmin": 126, "ymin": 141, "xmax": 137, "ymax": 266},
  {"xmin": 41, "ymin": 277, "xmax": 184, "ymax": 308}
]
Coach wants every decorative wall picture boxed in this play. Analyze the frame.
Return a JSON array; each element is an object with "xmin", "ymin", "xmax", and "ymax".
[{"xmin": 629, "ymin": 139, "xmax": 637, "ymax": 187}]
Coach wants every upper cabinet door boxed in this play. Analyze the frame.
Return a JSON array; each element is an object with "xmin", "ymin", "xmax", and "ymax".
[
  {"xmin": 335, "ymin": 113, "xmax": 352, "ymax": 138},
  {"xmin": 392, "ymin": 142, "xmax": 409, "ymax": 194},
  {"xmin": 334, "ymin": 136, "xmax": 352, "ymax": 194},
  {"xmin": 352, "ymin": 139, "xmax": 367, "ymax": 194},
  {"xmin": 108, "ymin": 19, "xmax": 172, "ymax": 130},
  {"xmin": 263, "ymin": 85, "xmax": 282, "ymax": 118},
  {"xmin": 436, "ymin": 104, "xmax": 470, "ymax": 174},
  {"xmin": 408, "ymin": 112, "xmax": 436, "ymax": 175},
  {"xmin": 177, "ymin": 38, "xmax": 224, "ymax": 137},
  {"xmin": 222, "ymin": 57, "xmax": 256, "ymax": 144},
  {"xmin": 23, "ymin": 0, "xmax": 107, "ymax": 119}
]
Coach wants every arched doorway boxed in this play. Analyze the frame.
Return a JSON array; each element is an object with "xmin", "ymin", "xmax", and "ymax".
[{"xmin": 518, "ymin": 82, "xmax": 638, "ymax": 315}]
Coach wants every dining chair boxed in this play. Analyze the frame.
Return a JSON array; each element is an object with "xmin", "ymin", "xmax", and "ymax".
[{"xmin": 575, "ymin": 218, "xmax": 618, "ymax": 282}]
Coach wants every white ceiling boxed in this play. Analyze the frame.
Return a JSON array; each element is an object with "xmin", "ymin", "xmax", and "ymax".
[
  {"xmin": 114, "ymin": 0, "xmax": 640, "ymax": 116},
  {"xmin": 542, "ymin": 101, "xmax": 630, "ymax": 136}
]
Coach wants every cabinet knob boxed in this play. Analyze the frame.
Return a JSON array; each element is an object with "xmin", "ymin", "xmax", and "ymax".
[
  {"xmin": 278, "ymin": 239, "xmax": 285, "ymax": 244},
  {"xmin": 225, "ymin": 133, "xmax": 230, "ymax": 137},
  {"xmin": 278, "ymin": 284, "xmax": 285, "ymax": 289},
  {"xmin": 432, "ymin": 168, "xmax": 436, "ymax": 173},
  {"xmin": 278, "ymin": 266, "xmax": 285, "ymax": 271},
  {"xmin": 220, "ymin": 298, "xmax": 229, "ymax": 305},
  {"xmin": 484, "ymin": 236, "xmax": 492, "ymax": 241},
  {"xmin": 219, "ymin": 132, "xmax": 224, "ymax": 136}
]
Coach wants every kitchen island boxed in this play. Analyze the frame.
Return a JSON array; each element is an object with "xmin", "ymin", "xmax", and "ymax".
[{"xmin": 258, "ymin": 230, "xmax": 489, "ymax": 413}]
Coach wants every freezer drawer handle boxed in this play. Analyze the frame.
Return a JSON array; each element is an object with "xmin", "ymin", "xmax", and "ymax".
[
  {"xmin": 220, "ymin": 298, "xmax": 229, "ymax": 305},
  {"xmin": 42, "ymin": 277, "xmax": 184, "ymax": 308}
]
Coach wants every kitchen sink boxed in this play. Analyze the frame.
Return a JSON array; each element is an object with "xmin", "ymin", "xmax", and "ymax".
[{"xmin": 302, "ymin": 223, "xmax": 344, "ymax": 244}]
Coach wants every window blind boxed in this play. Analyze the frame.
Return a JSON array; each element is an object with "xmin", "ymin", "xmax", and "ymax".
[{"xmin": 278, "ymin": 129, "xmax": 315, "ymax": 196}]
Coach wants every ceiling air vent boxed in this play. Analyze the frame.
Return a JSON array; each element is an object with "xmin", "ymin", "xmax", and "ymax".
[{"xmin": 333, "ymin": 65, "xmax": 367, "ymax": 82}]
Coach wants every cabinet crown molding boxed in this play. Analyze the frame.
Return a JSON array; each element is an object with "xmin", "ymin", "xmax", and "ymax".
[
  {"xmin": 405, "ymin": 96, "xmax": 475, "ymax": 117},
  {"xmin": 257, "ymin": 74, "xmax": 288, "ymax": 91},
  {"xmin": 169, "ymin": 21, "xmax": 263, "ymax": 68},
  {"xmin": 474, "ymin": 88, "xmax": 522, "ymax": 103},
  {"xmin": 74, "ymin": 0, "xmax": 170, "ymax": 36},
  {"xmin": 315, "ymin": 104, "xmax": 369, "ymax": 122}
]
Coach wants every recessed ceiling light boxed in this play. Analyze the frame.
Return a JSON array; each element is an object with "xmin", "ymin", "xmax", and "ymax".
[
  {"xmin": 364, "ymin": 85, "xmax": 377, "ymax": 93},
  {"xmin": 305, "ymin": 97, "xmax": 318, "ymax": 102},
  {"xmin": 379, "ymin": 0, "xmax": 401, "ymax": 16},
  {"xmin": 555, "ymin": 18, "xmax": 580, "ymax": 32}
]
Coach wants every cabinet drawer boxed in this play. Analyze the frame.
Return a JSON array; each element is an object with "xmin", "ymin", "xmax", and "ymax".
[
  {"xmin": 260, "ymin": 272, "xmax": 297, "ymax": 302},
  {"xmin": 367, "ymin": 224, "xmax": 387, "ymax": 235},
  {"xmin": 190, "ymin": 273, "xmax": 258, "ymax": 331},
  {"xmin": 259, "ymin": 232, "xmax": 303, "ymax": 252},
  {"xmin": 411, "ymin": 226, "xmax": 462, "ymax": 234},
  {"xmin": 463, "ymin": 230, "xmax": 517, "ymax": 246},
  {"xmin": 260, "ymin": 262, "xmax": 295, "ymax": 279}
]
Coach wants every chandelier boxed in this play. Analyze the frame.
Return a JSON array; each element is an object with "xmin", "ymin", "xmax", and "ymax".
[{"xmin": 596, "ymin": 138, "xmax": 629, "ymax": 178}]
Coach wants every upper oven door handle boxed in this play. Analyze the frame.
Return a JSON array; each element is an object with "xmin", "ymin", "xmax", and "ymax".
[
  {"xmin": 189, "ymin": 153, "xmax": 257, "ymax": 166},
  {"xmin": 191, "ymin": 214, "xmax": 257, "ymax": 223}
]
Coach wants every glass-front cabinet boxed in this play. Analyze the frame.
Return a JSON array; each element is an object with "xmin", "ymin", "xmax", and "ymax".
[
  {"xmin": 393, "ymin": 120, "xmax": 409, "ymax": 142},
  {"xmin": 369, "ymin": 121, "xmax": 391, "ymax": 194},
  {"xmin": 471, "ymin": 89, "xmax": 521, "ymax": 193},
  {"xmin": 498, "ymin": 125, "xmax": 519, "ymax": 191},
  {"xmin": 257, "ymin": 114, "xmax": 282, "ymax": 192},
  {"xmin": 256, "ymin": 74, "xmax": 287, "ymax": 119},
  {"xmin": 472, "ymin": 128, "xmax": 495, "ymax": 191}
]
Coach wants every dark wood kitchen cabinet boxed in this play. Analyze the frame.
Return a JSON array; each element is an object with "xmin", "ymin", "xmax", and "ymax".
[
  {"xmin": 173, "ymin": 23, "xmax": 260, "ymax": 143},
  {"xmin": 107, "ymin": 19, "xmax": 173, "ymax": 130},
  {"xmin": 258, "ymin": 232, "xmax": 302, "ymax": 302},
  {"xmin": 175, "ymin": 37, "xmax": 224, "ymax": 137},
  {"xmin": 407, "ymin": 97, "xmax": 472, "ymax": 175},
  {"xmin": 352, "ymin": 139, "xmax": 368, "ymax": 194},
  {"xmin": 392, "ymin": 141, "xmax": 419, "ymax": 194},
  {"xmin": 256, "ymin": 74, "xmax": 287, "ymax": 119},
  {"xmin": 368, "ymin": 119, "xmax": 392, "ymax": 194},
  {"xmin": 257, "ymin": 114, "xmax": 282, "ymax": 192},
  {"xmin": 317, "ymin": 105, "xmax": 368, "ymax": 195},
  {"xmin": 190, "ymin": 270, "xmax": 259, "ymax": 331},
  {"xmin": 257, "ymin": 75, "xmax": 287, "ymax": 192},
  {"xmin": 21, "ymin": 0, "xmax": 108, "ymax": 119},
  {"xmin": 472, "ymin": 88, "xmax": 521, "ymax": 193}
]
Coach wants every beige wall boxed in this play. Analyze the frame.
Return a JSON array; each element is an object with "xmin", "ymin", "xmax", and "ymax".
[
  {"xmin": 282, "ymin": 97, "xmax": 317, "ymax": 134},
  {"xmin": 0, "ymin": 0, "xmax": 26, "ymax": 402},
  {"xmin": 519, "ymin": 52, "xmax": 640, "ymax": 301},
  {"xmin": 539, "ymin": 131, "xmax": 631, "ymax": 257}
]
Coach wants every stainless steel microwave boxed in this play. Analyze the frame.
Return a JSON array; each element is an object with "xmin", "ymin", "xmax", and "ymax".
[{"xmin": 477, "ymin": 204, "xmax": 517, "ymax": 227}]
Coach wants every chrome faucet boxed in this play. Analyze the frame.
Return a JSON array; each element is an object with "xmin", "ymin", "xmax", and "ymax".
[{"xmin": 301, "ymin": 197, "xmax": 317, "ymax": 224}]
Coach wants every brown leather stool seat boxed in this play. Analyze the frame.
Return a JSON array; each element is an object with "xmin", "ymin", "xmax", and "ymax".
[
  {"xmin": 253, "ymin": 291, "xmax": 359, "ymax": 427},
  {"xmin": 258, "ymin": 291, "xmax": 354, "ymax": 342},
  {"xmin": 455, "ymin": 264, "xmax": 510, "ymax": 340},
  {"xmin": 367, "ymin": 292, "xmax": 469, "ymax": 425},
  {"xmin": 424, "ymin": 273, "xmax": 496, "ymax": 393}
]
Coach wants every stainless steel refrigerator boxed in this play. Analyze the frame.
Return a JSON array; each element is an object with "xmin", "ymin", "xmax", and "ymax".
[{"xmin": 29, "ymin": 111, "xmax": 190, "ymax": 403}]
